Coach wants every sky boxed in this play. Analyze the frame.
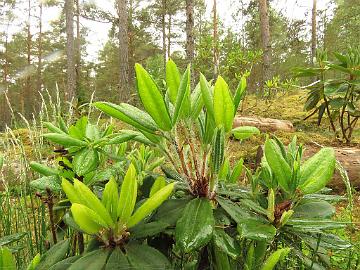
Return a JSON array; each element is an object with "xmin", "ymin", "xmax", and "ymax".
[{"xmin": 2, "ymin": 0, "xmax": 335, "ymax": 62}]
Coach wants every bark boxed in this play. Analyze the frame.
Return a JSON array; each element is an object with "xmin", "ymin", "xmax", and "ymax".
[
  {"xmin": 117, "ymin": 0, "xmax": 130, "ymax": 102},
  {"xmin": 128, "ymin": 0, "xmax": 135, "ymax": 86},
  {"xmin": 65, "ymin": 0, "xmax": 76, "ymax": 102},
  {"xmin": 185, "ymin": 0, "xmax": 194, "ymax": 62},
  {"xmin": 311, "ymin": 0, "xmax": 317, "ymax": 64},
  {"xmin": 162, "ymin": 0, "xmax": 167, "ymax": 71},
  {"xmin": 258, "ymin": 0, "xmax": 271, "ymax": 93},
  {"xmin": 23, "ymin": 0, "xmax": 32, "ymax": 116},
  {"xmin": 37, "ymin": 2, "xmax": 43, "ymax": 95},
  {"xmin": 213, "ymin": 0, "xmax": 219, "ymax": 80},
  {"xmin": 167, "ymin": 14, "xmax": 171, "ymax": 58},
  {"xmin": 233, "ymin": 116, "xmax": 295, "ymax": 132},
  {"xmin": 75, "ymin": 0, "xmax": 82, "ymax": 102}
]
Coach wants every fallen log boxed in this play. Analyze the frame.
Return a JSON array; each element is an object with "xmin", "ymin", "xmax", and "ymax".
[{"xmin": 233, "ymin": 116, "xmax": 295, "ymax": 132}]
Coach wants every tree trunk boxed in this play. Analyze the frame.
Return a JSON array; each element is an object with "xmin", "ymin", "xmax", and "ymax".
[
  {"xmin": 311, "ymin": 0, "xmax": 317, "ymax": 64},
  {"xmin": 213, "ymin": 0, "xmax": 219, "ymax": 80},
  {"xmin": 37, "ymin": 2, "xmax": 43, "ymax": 95},
  {"xmin": 128, "ymin": 0, "xmax": 135, "ymax": 87},
  {"xmin": 65, "ymin": 0, "xmax": 76, "ymax": 102},
  {"xmin": 23, "ymin": 0, "xmax": 32, "ymax": 117},
  {"xmin": 75, "ymin": 0, "xmax": 82, "ymax": 102},
  {"xmin": 162, "ymin": 0, "xmax": 167, "ymax": 71},
  {"xmin": 258, "ymin": 0, "xmax": 271, "ymax": 94},
  {"xmin": 185, "ymin": 0, "xmax": 194, "ymax": 63},
  {"xmin": 117, "ymin": 0, "xmax": 130, "ymax": 102},
  {"xmin": 167, "ymin": 14, "xmax": 171, "ymax": 58}
]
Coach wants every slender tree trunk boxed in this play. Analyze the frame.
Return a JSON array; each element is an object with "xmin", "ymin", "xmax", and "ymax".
[
  {"xmin": 213, "ymin": 0, "xmax": 219, "ymax": 80},
  {"xmin": 185, "ymin": 0, "xmax": 194, "ymax": 63},
  {"xmin": 311, "ymin": 0, "xmax": 317, "ymax": 64},
  {"xmin": 128, "ymin": 0, "xmax": 135, "ymax": 86},
  {"xmin": 23, "ymin": 0, "xmax": 32, "ymax": 116},
  {"xmin": 162, "ymin": 0, "xmax": 167, "ymax": 71},
  {"xmin": 37, "ymin": 2, "xmax": 43, "ymax": 95},
  {"xmin": 117, "ymin": 0, "xmax": 130, "ymax": 102},
  {"xmin": 258, "ymin": 0, "xmax": 271, "ymax": 94},
  {"xmin": 167, "ymin": 14, "xmax": 171, "ymax": 58},
  {"xmin": 65, "ymin": 0, "xmax": 76, "ymax": 102},
  {"xmin": 75, "ymin": 0, "xmax": 82, "ymax": 102}
]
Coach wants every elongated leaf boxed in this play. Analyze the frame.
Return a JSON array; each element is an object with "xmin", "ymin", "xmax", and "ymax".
[
  {"xmin": 118, "ymin": 164, "xmax": 138, "ymax": 223},
  {"xmin": 213, "ymin": 229, "xmax": 240, "ymax": 259},
  {"xmin": 43, "ymin": 133, "xmax": 87, "ymax": 147},
  {"xmin": 127, "ymin": 182, "xmax": 175, "ymax": 228},
  {"xmin": 232, "ymin": 126, "xmax": 260, "ymax": 140},
  {"xmin": 152, "ymin": 198, "xmax": 189, "ymax": 225},
  {"xmin": 48, "ymin": 256, "xmax": 81, "ymax": 270},
  {"xmin": 105, "ymin": 249, "xmax": 131, "ymax": 270},
  {"xmin": 126, "ymin": 243, "xmax": 171, "ymax": 269},
  {"xmin": 102, "ymin": 177, "xmax": 119, "ymax": 222},
  {"xmin": 130, "ymin": 221, "xmax": 169, "ymax": 238},
  {"xmin": 229, "ymin": 158, "xmax": 243, "ymax": 183},
  {"xmin": 264, "ymin": 139, "xmax": 292, "ymax": 193},
  {"xmin": 200, "ymin": 73, "xmax": 215, "ymax": 119},
  {"xmin": 173, "ymin": 65, "xmax": 191, "ymax": 123},
  {"xmin": 30, "ymin": 162, "xmax": 59, "ymax": 176},
  {"xmin": 261, "ymin": 248, "xmax": 291, "ymax": 270},
  {"xmin": 71, "ymin": 204, "xmax": 108, "ymax": 234},
  {"xmin": 73, "ymin": 148, "xmax": 99, "ymax": 176},
  {"xmin": 94, "ymin": 102, "xmax": 158, "ymax": 133},
  {"xmin": 233, "ymin": 76, "xmax": 247, "ymax": 113},
  {"xmin": 0, "ymin": 247, "xmax": 16, "ymax": 270},
  {"xmin": 299, "ymin": 148, "xmax": 335, "ymax": 194},
  {"xmin": 213, "ymin": 76, "xmax": 234, "ymax": 132},
  {"xmin": 293, "ymin": 200, "xmax": 335, "ymax": 219},
  {"xmin": 175, "ymin": 198, "xmax": 215, "ymax": 252},
  {"xmin": 73, "ymin": 179, "xmax": 114, "ymax": 227},
  {"xmin": 0, "ymin": 232, "xmax": 26, "ymax": 246},
  {"xmin": 31, "ymin": 176, "xmax": 62, "ymax": 193},
  {"xmin": 135, "ymin": 63, "xmax": 172, "ymax": 131},
  {"xmin": 106, "ymin": 133, "xmax": 136, "ymax": 145},
  {"xmin": 149, "ymin": 176, "xmax": 166, "ymax": 197},
  {"xmin": 166, "ymin": 59, "xmax": 181, "ymax": 104},
  {"xmin": 211, "ymin": 127, "xmax": 225, "ymax": 174},
  {"xmin": 191, "ymin": 83, "xmax": 204, "ymax": 119},
  {"xmin": 68, "ymin": 250, "xmax": 110, "ymax": 270},
  {"xmin": 43, "ymin": 122, "xmax": 66, "ymax": 134},
  {"xmin": 62, "ymin": 179, "xmax": 83, "ymax": 204},
  {"xmin": 238, "ymin": 219, "xmax": 276, "ymax": 242},
  {"xmin": 36, "ymin": 240, "xmax": 70, "ymax": 270}
]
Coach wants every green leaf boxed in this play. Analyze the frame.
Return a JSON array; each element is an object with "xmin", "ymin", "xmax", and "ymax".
[
  {"xmin": 264, "ymin": 139, "xmax": 292, "ymax": 193},
  {"xmin": 68, "ymin": 249, "xmax": 110, "ymax": 270},
  {"xmin": 48, "ymin": 256, "xmax": 81, "ymax": 270},
  {"xmin": 94, "ymin": 102, "xmax": 159, "ymax": 133},
  {"xmin": 0, "ymin": 247, "xmax": 16, "ymax": 270},
  {"xmin": 118, "ymin": 164, "xmax": 138, "ymax": 224},
  {"xmin": 102, "ymin": 177, "xmax": 119, "ymax": 222},
  {"xmin": 105, "ymin": 249, "xmax": 131, "ymax": 270},
  {"xmin": 73, "ymin": 148, "xmax": 99, "ymax": 176},
  {"xmin": 299, "ymin": 148, "xmax": 335, "ymax": 194},
  {"xmin": 166, "ymin": 59, "xmax": 181, "ymax": 104},
  {"xmin": 130, "ymin": 221, "xmax": 169, "ymax": 238},
  {"xmin": 200, "ymin": 73, "xmax": 215, "ymax": 119},
  {"xmin": 73, "ymin": 179, "xmax": 114, "ymax": 228},
  {"xmin": 127, "ymin": 182, "xmax": 175, "ymax": 228},
  {"xmin": 211, "ymin": 127, "xmax": 225, "ymax": 174},
  {"xmin": 213, "ymin": 229, "xmax": 240, "ymax": 259},
  {"xmin": 149, "ymin": 176, "xmax": 166, "ymax": 197},
  {"xmin": 135, "ymin": 63, "xmax": 172, "ymax": 131},
  {"xmin": 26, "ymin": 253, "xmax": 41, "ymax": 270},
  {"xmin": 233, "ymin": 76, "xmax": 247, "ymax": 113},
  {"xmin": 190, "ymin": 83, "xmax": 204, "ymax": 120},
  {"xmin": 30, "ymin": 161, "xmax": 59, "ymax": 176},
  {"xmin": 232, "ymin": 126, "xmax": 260, "ymax": 140},
  {"xmin": 213, "ymin": 76, "xmax": 234, "ymax": 132},
  {"xmin": 36, "ymin": 239, "xmax": 70, "ymax": 270},
  {"xmin": 293, "ymin": 200, "xmax": 335, "ymax": 219},
  {"xmin": 0, "ymin": 232, "xmax": 26, "ymax": 246},
  {"xmin": 0, "ymin": 156, "xmax": 3, "ymax": 170},
  {"xmin": 71, "ymin": 204, "xmax": 108, "ymax": 234},
  {"xmin": 175, "ymin": 198, "xmax": 215, "ymax": 252},
  {"xmin": 43, "ymin": 133, "xmax": 87, "ymax": 147},
  {"xmin": 238, "ymin": 219, "xmax": 276, "ymax": 242},
  {"xmin": 261, "ymin": 248, "xmax": 291, "ymax": 270},
  {"xmin": 152, "ymin": 199, "xmax": 189, "ymax": 226},
  {"xmin": 30, "ymin": 176, "xmax": 62, "ymax": 193},
  {"xmin": 43, "ymin": 122, "xmax": 67, "ymax": 134},
  {"xmin": 126, "ymin": 243, "xmax": 172, "ymax": 269},
  {"xmin": 61, "ymin": 178, "xmax": 83, "ymax": 204},
  {"xmin": 172, "ymin": 65, "xmax": 191, "ymax": 124},
  {"xmin": 105, "ymin": 133, "xmax": 137, "ymax": 145},
  {"xmin": 229, "ymin": 158, "xmax": 244, "ymax": 183}
]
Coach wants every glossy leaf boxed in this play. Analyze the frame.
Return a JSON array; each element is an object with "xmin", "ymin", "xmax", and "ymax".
[
  {"xmin": 36, "ymin": 240, "xmax": 70, "ymax": 270},
  {"xmin": 213, "ymin": 229, "xmax": 240, "ymax": 259},
  {"xmin": 102, "ymin": 177, "xmax": 119, "ymax": 222},
  {"xmin": 127, "ymin": 182, "xmax": 175, "ymax": 228},
  {"xmin": 43, "ymin": 133, "xmax": 87, "ymax": 147},
  {"xmin": 175, "ymin": 198, "xmax": 215, "ymax": 252},
  {"xmin": 200, "ymin": 73, "xmax": 215, "ymax": 119},
  {"xmin": 105, "ymin": 249, "xmax": 131, "ymax": 270},
  {"xmin": 152, "ymin": 198, "xmax": 189, "ymax": 226},
  {"xmin": 173, "ymin": 65, "xmax": 191, "ymax": 123},
  {"xmin": 213, "ymin": 76, "xmax": 234, "ymax": 132},
  {"xmin": 30, "ymin": 176, "xmax": 62, "ymax": 193},
  {"xmin": 71, "ymin": 204, "xmax": 108, "ymax": 234},
  {"xmin": 233, "ymin": 76, "xmax": 247, "ymax": 113},
  {"xmin": 48, "ymin": 256, "xmax": 81, "ymax": 270},
  {"xmin": 232, "ymin": 126, "xmax": 260, "ymax": 140},
  {"xmin": 135, "ymin": 63, "xmax": 172, "ymax": 131},
  {"xmin": 73, "ymin": 148, "xmax": 99, "ymax": 176},
  {"xmin": 30, "ymin": 161, "xmax": 59, "ymax": 176},
  {"xmin": 61, "ymin": 178, "xmax": 83, "ymax": 204},
  {"xmin": 261, "ymin": 248, "xmax": 291, "ymax": 270},
  {"xmin": 166, "ymin": 59, "xmax": 181, "ymax": 104},
  {"xmin": 229, "ymin": 158, "xmax": 243, "ymax": 183},
  {"xmin": 293, "ymin": 200, "xmax": 335, "ymax": 219},
  {"xmin": 149, "ymin": 176, "xmax": 166, "ymax": 197},
  {"xmin": 0, "ymin": 247, "xmax": 15, "ymax": 270},
  {"xmin": 68, "ymin": 250, "xmax": 110, "ymax": 270},
  {"xmin": 238, "ymin": 219, "xmax": 276, "ymax": 242}
]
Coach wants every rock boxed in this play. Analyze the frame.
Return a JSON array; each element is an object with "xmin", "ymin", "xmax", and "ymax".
[{"xmin": 233, "ymin": 116, "xmax": 295, "ymax": 132}]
